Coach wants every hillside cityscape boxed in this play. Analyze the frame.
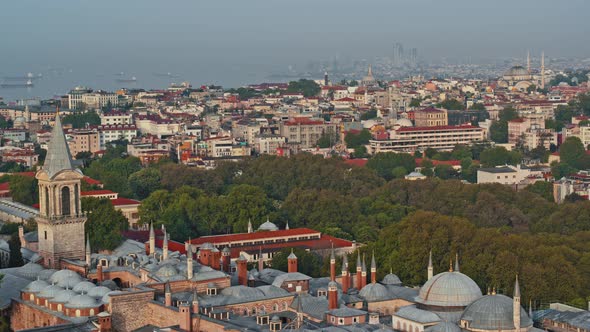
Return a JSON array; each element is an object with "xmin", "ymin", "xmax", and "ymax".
[{"xmin": 2, "ymin": 1, "xmax": 590, "ymax": 332}]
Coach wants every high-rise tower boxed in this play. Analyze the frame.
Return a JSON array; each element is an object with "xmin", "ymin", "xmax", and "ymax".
[{"xmin": 36, "ymin": 110, "xmax": 86, "ymax": 269}]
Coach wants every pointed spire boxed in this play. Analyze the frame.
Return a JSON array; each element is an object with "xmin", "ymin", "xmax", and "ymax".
[
  {"xmin": 285, "ymin": 221, "xmax": 289, "ymax": 230},
  {"xmin": 427, "ymin": 250, "xmax": 433, "ymax": 280},
  {"xmin": 367, "ymin": 64, "xmax": 373, "ymax": 77},
  {"xmin": 428, "ymin": 250, "xmax": 432, "ymax": 267},
  {"xmin": 149, "ymin": 222, "xmax": 155, "ymax": 238},
  {"xmin": 514, "ymin": 274, "xmax": 521, "ymax": 298},
  {"xmin": 247, "ymin": 219, "xmax": 253, "ymax": 233},
  {"xmin": 371, "ymin": 251, "xmax": 376, "ymax": 270},
  {"xmin": 356, "ymin": 251, "xmax": 361, "ymax": 270},
  {"xmin": 44, "ymin": 109, "xmax": 75, "ymax": 178},
  {"xmin": 454, "ymin": 253, "xmax": 460, "ymax": 272},
  {"xmin": 330, "ymin": 243, "xmax": 335, "ymax": 261},
  {"xmin": 449, "ymin": 258, "xmax": 453, "ymax": 272},
  {"xmin": 86, "ymin": 236, "xmax": 91, "ymax": 254},
  {"xmin": 361, "ymin": 254, "xmax": 366, "ymax": 272},
  {"xmin": 529, "ymin": 299, "xmax": 533, "ymax": 318},
  {"xmin": 527, "ymin": 50, "xmax": 531, "ymax": 73},
  {"xmin": 342, "ymin": 254, "xmax": 348, "ymax": 271}
]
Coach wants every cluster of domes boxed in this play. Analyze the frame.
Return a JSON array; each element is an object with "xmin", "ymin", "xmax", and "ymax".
[{"xmin": 21, "ymin": 266, "xmax": 120, "ymax": 312}]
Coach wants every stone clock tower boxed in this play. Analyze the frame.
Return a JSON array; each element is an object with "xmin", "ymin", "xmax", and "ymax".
[{"xmin": 36, "ymin": 111, "xmax": 86, "ymax": 269}]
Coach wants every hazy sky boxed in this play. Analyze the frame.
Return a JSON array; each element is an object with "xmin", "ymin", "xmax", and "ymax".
[{"xmin": 0, "ymin": 0, "xmax": 589, "ymax": 97}]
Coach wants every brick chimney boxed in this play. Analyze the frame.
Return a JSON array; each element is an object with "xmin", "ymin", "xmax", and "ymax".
[
  {"xmin": 179, "ymin": 302, "xmax": 192, "ymax": 332},
  {"xmin": 97, "ymin": 312, "xmax": 112, "ymax": 332},
  {"xmin": 164, "ymin": 282, "xmax": 172, "ymax": 306},
  {"xmin": 236, "ymin": 255, "xmax": 248, "ymax": 286},
  {"xmin": 221, "ymin": 247, "xmax": 231, "ymax": 273},
  {"xmin": 328, "ymin": 281, "xmax": 338, "ymax": 310},
  {"xmin": 97, "ymin": 264, "xmax": 104, "ymax": 283},
  {"xmin": 287, "ymin": 250, "xmax": 298, "ymax": 273}
]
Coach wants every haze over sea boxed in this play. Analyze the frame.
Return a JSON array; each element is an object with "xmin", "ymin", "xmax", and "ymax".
[{"xmin": 1, "ymin": 0, "xmax": 589, "ymax": 102}]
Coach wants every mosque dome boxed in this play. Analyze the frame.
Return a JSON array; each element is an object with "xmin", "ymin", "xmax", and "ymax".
[
  {"xmin": 461, "ymin": 294, "xmax": 532, "ymax": 330},
  {"xmin": 56, "ymin": 274, "xmax": 83, "ymax": 289},
  {"xmin": 52, "ymin": 289, "xmax": 77, "ymax": 303},
  {"xmin": 13, "ymin": 116, "xmax": 26, "ymax": 127},
  {"xmin": 18, "ymin": 263, "xmax": 44, "ymax": 279},
  {"xmin": 50, "ymin": 269, "xmax": 80, "ymax": 285},
  {"xmin": 155, "ymin": 264, "xmax": 178, "ymax": 278},
  {"xmin": 258, "ymin": 219, "xmax": 279, "ymax": 231},
  {"xmin": 359, "ymin": 283, "xmax": 392, "ymax": 302},
  {"xmin": 87, "ymin": 286, "xmax": 111, "ymax": 299},
  {"xmin": 66, "ymin": 294, "xmax": 98, "ymax": 308},
  {"xmin": 425, "ymin": 321, "xmax": 462, "ymax": 332},
  {"xmin": 100, "ymin": 280, "xmax": 119, "ymax": 291},
  {"xmin": 39, "ymin": 269, "xmax": 58, "ymax": 281},
  {"xmin": 505, "ymin": 66, "xmax": 529, "ymax": 77},
  {"xmin": 39, "ymin": 284, "xmax": 64, "ymax": 298},
  {"xmin": 417, "ymin": 271, "xmax": 482, "ymax": 307},
  {"xmin": 381, "ymin": 273, "xmax": 402, "ymax": 285},
  {"xmin": 396, "ymin": 118, "xmax": 414, "ymax": 127},
  {"xmin": 73, "ymin": 281, "xmax": 96, "ymax": 293},
  {"xmin": 25, "ymin": 279, "xmax": 50, "ymax": 293}
]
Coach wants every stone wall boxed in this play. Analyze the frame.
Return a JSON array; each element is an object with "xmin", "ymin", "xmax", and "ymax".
[{"xmin": 10, "ymin": 299, "xmax": 69, "ymax": 331}]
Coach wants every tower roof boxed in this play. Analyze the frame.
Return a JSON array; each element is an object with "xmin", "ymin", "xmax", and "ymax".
[
  {"xmin": 43, "ymin": 112, "xmax": 75, "ymax": 178},
  {"xmin": 514, "ymin": 274, "xmax": 520, "ymax": 298}
]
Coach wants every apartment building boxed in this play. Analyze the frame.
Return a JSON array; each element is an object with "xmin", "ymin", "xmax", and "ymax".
[{"xmin": 279, "ymin": 117, "xmax": 338, "ymax": 149}]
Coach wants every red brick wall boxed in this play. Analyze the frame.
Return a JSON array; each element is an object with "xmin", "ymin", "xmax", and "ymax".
[{"xmin": 10, "ymin": 300, "xmax": 69, "ymax": 331}]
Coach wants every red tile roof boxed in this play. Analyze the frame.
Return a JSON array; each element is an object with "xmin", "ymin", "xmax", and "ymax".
[
  {"xmin": 397, "ymin": 125, "xmax": 481, "ymax": 132},
  {"xmin": 189, "ymin": 228, "xmax": 320, "ymax": 246},
  {"xmin": 0, "ymin": 182, "xmax": 10, "ymax": 191},
  {"xmin": 415, "ymin": 158, "xmax": 461, "ymax": 167},
  {"xmin": 111, "ymin": 198, "xmax": 140, "ymax": 206},
  {"xmin": 81, "ymin": 190, "xmax": 116, "ymax": 196}
]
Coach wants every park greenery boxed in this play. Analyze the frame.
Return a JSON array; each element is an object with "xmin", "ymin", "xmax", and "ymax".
[{"xmin": 62, "ymin": 111, "xmax": 101, "ymax": 129}]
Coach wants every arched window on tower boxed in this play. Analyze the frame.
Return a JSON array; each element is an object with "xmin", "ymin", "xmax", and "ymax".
[
  {"xmin": 61, "ymin": 187, "xmax": 71, "ymax": 216},
  {"xmin": 74, "ymin": 183, "xmax": 79, "ymax": 215},
  {"xmin": 44, "ymin": 187, "xmax": 49, "ymax": 216}
]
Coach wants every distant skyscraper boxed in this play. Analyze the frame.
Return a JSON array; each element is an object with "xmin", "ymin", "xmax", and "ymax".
[{"xmin": 393, "ymin": 43, "xmax": 404, "ymax": 66}]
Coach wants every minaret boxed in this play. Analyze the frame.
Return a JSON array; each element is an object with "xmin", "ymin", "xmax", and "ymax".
[
  {"xmin": 187, "ymin": 242, "xmax": 193, "ymax": 279},
  {"xmin": 247, "ymin": 219, "xmax": 253, "ymax": 233},
  {"xmin": 527, "ymin": 50, "xmax": 531, "ymax": 73},
  {"xmin": 285, "ymin": 221, "xmax": 289, "ymax": 230},
  {"xmin": 370, "ymin": 251, "xmax": 377, "ymax": 284},
  {"xmin": 85, "ymin": 236, "xmax": 91, "ymax": 266},
  {"xmin": 454, "ymin": 253, "xmax": 460, "ymax": 272},
  {"xmin": 341, "ymin": 255, "xmax": 349, "ymax": 294},
  {"xmin": 427, "ymin": 250, "xmax": 433, "ymax": 280},
  {"xmin": 162, "ymin": 226, "xmax": 169, "ymax": 261},
  {"xmin": 355, "ymin": 251, "xmax": 362, "ymax": 290},
  {"xmin": 330, "ymin": 244, "xmax": 336, "ymax": 281},
  {"xmin": 258, "ymin": 247, "xmax": 264, "ymax": 272},
  {"xmin": 541, "ymin": 51, "xmax": 546, "ymax": 89},
  {"xmin": 361, "ymin": 254, "xmax": 367, "ymax": 289},
  {"xmin": 149, "ymin": 223, "xmax": 155, "ymax": 255},
  {"xmin": 324, "ymin": 71, "xmax": 329, "ymax": 86},
  {"xmin": 514, "ymin": 274, "xmax": 521, "ymax": 330},
  {"xmin": 36, "ymin": 109, "xmax": 86, "ymax": 268},
  {"xmin": 529, "ymin": 299, "xmax": 533, "ymax": 318}
]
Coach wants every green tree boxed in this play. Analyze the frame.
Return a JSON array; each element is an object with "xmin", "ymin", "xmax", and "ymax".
[
  {"xmin": 480, "ymin": 147, "xmax": 521, "ymax": 167},
  {"xmin": 525, "ymin": 181, "xmax": 554, "ymax": 201},
  {"xmin": 62, "ymin": 111, "xmax": 101, "ymax": 128},
  {"xmin": 317, "ymin": 129, "xmax": 338, "ymax": 148},
  {"xmin": 410, "ymin": 98, "xmax": 422, "ymax": 107},
  {"xmin": 345, "ymin": 129, "xmax": 371, "ymax": 148},
  {"xmin": 83, "ymin": 197, "xmax": 129, "ymax": 251},
  {"xmin": 9, "ymin": 175, "xmax": 38, "ymax": 206},
  {"xmin": 360, "ymin": 109, "xmax": 378, "ymax": 120},
  {"xmin": 551, "ymin": 161, "xmax": 577, "ymax": 179},
  {"xmin": 129, "ymin": 167, "xmax": 161, "ymax": 199},
  {"xmin": 434, "ymin": 164, "xmax": 457, "ymax": 179},
  {"xmin": 271, "ymin": 248, "xmax": 323, "ymax": 277},
  {"xmin": 392, "ymin": 166, "xmax": 408, "ymax": 179},
  {"xmin": 8, "ymin": 233, "xmax": 24, "ymax": 267},
  {"xmin": 437, "ymin": 99, "xmax": 464, "ymax": 110},
  {"xmin": 224, "ymin": 184, "xmax": 273, "ymax": 233},
  {"xmin": 559, "ymin": 137, "xmax": 588, "ymax": 169},
  {"xmin": 287, "ymin": 79, "xmax": 320, "ymax": 97},
  {"xmin": 367, "ymin": 153, "xmax": 416, "ymax": 181}
]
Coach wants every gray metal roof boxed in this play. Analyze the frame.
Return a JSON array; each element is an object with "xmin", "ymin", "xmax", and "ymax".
[
  {"xmin": 394, "ymin": 305, "xmax": 441, "ymax": 324},
  {"xmin": 416, "ymin": 271, "xmax": 482, "ymax": 307},
  {"xmin": 43, "ymin": 114, "xmax": 77, "ymax": 179},
  {"xmin": 0, "ymin": 199, "xmax": 39, "ymax": 220},
  {"xmin": 272, "ymin": 272, "xmax": 311, "ymax": 287},
  {"xmin": 478, "ymin": 167, "xmax": 516, "ymax": 174},
  {"xmin": 327, "ymin": 307, "xmax": 367, "ymax": 318},
  {"xmin": 0, "ymin": 272, "xmax": 31, "ymax": 309},
  {"xmin": 461, "ymin": 294, "xmax": 533, "ymax": 330}
]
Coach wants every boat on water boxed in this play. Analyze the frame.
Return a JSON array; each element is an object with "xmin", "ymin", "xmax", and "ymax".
[
  {"xmin": 0, "ymin": 80, "xmax": 34, "ymax": 88},
  {"xmin": 116, "ymin": 76, "xmax": 137, "ymax": 83},
  {"xmin": 2, "ymin": 72, "xmax": 37, "ymax": 80}
]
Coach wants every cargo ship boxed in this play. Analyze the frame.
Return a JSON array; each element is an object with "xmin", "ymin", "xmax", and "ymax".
[{"xmin": 116, "ymin": 76, "xmax": 137, "ymax": 83}]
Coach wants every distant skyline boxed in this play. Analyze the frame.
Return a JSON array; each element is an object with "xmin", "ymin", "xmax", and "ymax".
[{"xmin": 1, "ymin": 0, "xmax": 589, "ymax": 101}]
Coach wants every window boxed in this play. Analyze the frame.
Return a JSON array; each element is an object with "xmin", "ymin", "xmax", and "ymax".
[
  {"xmin": 44, "ymin": 231, "xmax": 47, "ymax": 240},
  {"xmin": 338, "ymin": 318, "xmax": 344, "ymax": 325}
]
